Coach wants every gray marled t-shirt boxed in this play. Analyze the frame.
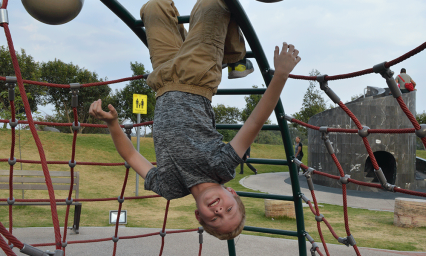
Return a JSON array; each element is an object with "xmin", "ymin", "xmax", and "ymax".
[{"xmin": 144, "ymin": 91, "xmax": 244, "ymax": 200}]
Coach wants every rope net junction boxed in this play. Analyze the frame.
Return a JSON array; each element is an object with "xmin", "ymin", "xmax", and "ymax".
[{"xmin": 1, "ymin": 0, "xmax": 426, "ymax": 255}]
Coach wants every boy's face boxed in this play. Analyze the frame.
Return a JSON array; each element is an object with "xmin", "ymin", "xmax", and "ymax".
[{"xmin": 194, "ymin": 186, "xmax": 241, "ymax": 233}]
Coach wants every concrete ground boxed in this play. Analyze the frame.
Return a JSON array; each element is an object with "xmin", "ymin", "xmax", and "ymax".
[
  {"xmin": 4, "ymin": 172, "xmax": 426, "ymax": 256},
  {"xmin": 7, "ymin": 227, "xmax": 426, "ymax": 256},
  {"xmin": 241, "ymin": 172, "xmax": 425, "ymax": 212}
]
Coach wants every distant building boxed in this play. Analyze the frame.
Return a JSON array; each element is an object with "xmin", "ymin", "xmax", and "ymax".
[{"xmin": 308, "ymin": 87, "xmax": 425, "ymax": 191}]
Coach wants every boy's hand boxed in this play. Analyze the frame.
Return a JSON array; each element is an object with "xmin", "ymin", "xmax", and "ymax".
[
  {"xmin": 89, "ymin": 99, "xmax": 118, "ymax": 124},
  {"xmin": 274, "ymin": 42, "xmax": 301, "ymax": 78}
]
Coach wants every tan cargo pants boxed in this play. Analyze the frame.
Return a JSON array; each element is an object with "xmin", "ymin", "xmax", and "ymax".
[{"xmin": 140, "ymin": 0, "xmax": 246, "ymax": 101}]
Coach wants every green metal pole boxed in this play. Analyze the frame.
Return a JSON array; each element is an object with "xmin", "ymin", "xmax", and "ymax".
[
  {"xmin": 244, "ymin": 226, "xmax": 298, "ymax": 237},
  {"xmin": 227, "ymin": 239, "xmax": 236, "ymax": 256},
  {"xmin": 100, "ymin": 0, "xmax": 148, "ymax": 46},
  {"xmin": 237, "ymin": 191, "xmax": 293, "ymax": 201},
  {"xmin": 216, "ymin": 124, "xmax": 280, "ymax": 130},
  {"xmin": 245, "ymin": 158, "xmax": 288, "ymax": 166},
  {"xmin": 100, "ymin": 0, "xmax": 307, "ymax": 254},
  {"xmin": 216, "ymin": 88, "xmax": 266, "ymax": 95},
  {"xmin": 223, "ymin": 1, "xmax": 307, "ymax": 255}
]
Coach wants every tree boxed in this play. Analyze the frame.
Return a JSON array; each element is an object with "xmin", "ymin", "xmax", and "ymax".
[
  {"xmin": 240, "ymin": 85, "xmax": 273, "ymax": 144},
  {"xmin": 212, "ymin": 104, "xmax": 241, "ymax": 142},
  {"xmin": 241, "ymin": 85, "xmax": 271, "ymax": 124},
  {"xmin": 416, "ymin": 112, "xmax": 426, "ymax": 150},
  {"xmin": 0, "ymin": 46, "xmax": 44, "ymax": 128},
  {"xmin": 292, "ymin": 69, "xmax": 327, "ymax": 137},
  {"xmin": 40, "ymin": 59, "xmax": 110, "ymax": 133},
  {"xmin": 110, "ymin": 62, "xmax": 155, "ymax": 131},
  {"xmin": 349, "ymin": 93, "xmax": 364, "ymax": 102}
]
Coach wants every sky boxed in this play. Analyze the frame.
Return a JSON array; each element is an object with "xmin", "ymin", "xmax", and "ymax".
[{"xmin": 1, "ymin": 0, "xmax": 426, "ymax": 128}]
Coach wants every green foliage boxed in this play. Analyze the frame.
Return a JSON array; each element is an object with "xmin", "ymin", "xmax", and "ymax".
[
  {"xmin": 416, "ymin": 112, "xmax": 426, "ymax": 150},
  {"xmin": 110, "ymin": 62, "xmax": 155, "ymax": 130},
  {"xmin": 40, "ymin": 59, "xmax": 110, "ymax": 133},
  {"xmin": 0, "ymin": 46, "xmax": 44, "ymax": 128},
  {"xmin": 292, "ymin": 69, "xmax": 327, "ymax": 137},
  {"xmin": 241, "ymin": 85, "xmax": 271, "ymax": 124},
  {"xmin": 350, "ymin": 93, "xmax": 364, "ymax": 102},
  {"xmin": 253, "ymin": 130, "xmax": 283, "ymax": 145},
  {"xmin": 212, "ymin": 104, "xmax": 241, "ymax": 141},
  {"xmin": 288, "ymin": 126, "xmax": 307, "ymax": 145}
]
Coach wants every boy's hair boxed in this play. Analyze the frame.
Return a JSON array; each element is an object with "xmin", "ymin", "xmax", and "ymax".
[{"xmin": 198, "ymin": 194, "xmax": 246, "ymax": 240}]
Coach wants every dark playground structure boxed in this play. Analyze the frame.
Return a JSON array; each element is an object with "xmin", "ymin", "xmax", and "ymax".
[
  {"xmin": 309, "ymin": 87, "xmax": 426, "ymax": 192},
  {"xmin": 1, "ymin": 0, "xmax": 426, "ymax": 256}
]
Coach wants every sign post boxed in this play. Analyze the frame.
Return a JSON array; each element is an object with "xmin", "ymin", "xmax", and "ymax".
[{"xmin": 133, "ymin": 94, "xmax": 147, "ymax": 196}]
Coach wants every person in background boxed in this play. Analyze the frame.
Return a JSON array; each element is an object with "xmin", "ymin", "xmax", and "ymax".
[
  {"xmin": 240, "ymin": 146, "xmax": 257, "ymax": 175},
  {"xmin": 294, "ymin": 137, "xmax": 303, "ymax": 174},
  {"xmin": 395, "ymin": 68, "xmax": 416, "ymax": 93}
]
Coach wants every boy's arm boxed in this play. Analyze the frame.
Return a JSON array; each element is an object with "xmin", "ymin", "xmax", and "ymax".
[
  {"xmin": 230, "ymin": 43, "xmax": 301, "ymax": 158},
  {"xmin": 89, "ymin": 99, "xmax": 154, "ymax": 179}
]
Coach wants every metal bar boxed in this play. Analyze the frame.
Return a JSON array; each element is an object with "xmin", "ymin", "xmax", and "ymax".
[
  {"xmin": 136, "ymin": 114, "xmax": 141, "ymax": 196},
  {"xmin": 245, "ymin": 51, "xmax": 255, "ymax": 59},
  {"xmin": 216, "ymin": 88, "xmax": 266, "ymax": 95},
  {"xmin": 216, "ymin": 124, "xmax": 280, "ymax": 130},
  {"xmin": 227, "ymin": 239, "xmax": 236, "ymax": 256},
  {"xmin": 237, "ymin": 192, "xmax": 293, "ymax": 201},
  {"xmin": 134, "ymin": 15, "xmax": 190, "ymax": 27},
  {"xmin": 244, "ymin": 226, "xmax": 298, "ymax": 237},
  {"xmin": 223, "ymin": 1, "xmax": 307, "ymax": 255},
  {"xmin": 245, "ymin": 158, "xmax": 288, "ymax": 166},
  {"xmin": 100, "ymin": 0, "xmax": 148, "ymax": 46}
]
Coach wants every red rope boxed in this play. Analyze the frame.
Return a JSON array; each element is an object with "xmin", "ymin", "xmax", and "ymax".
[
  {"xmin": 0, "ymin": 119, "xmax": 153, "ymax": 128},
  {"xmin": 396, "ymin": 97, "xmax": 421, "ymax": 130},
  {"xmin": 311, "ymin": 192, "xmax": 330, "ymax": 256},
  {"xmin": 0, "ymin": 74, "xmax": 147, "ymax": 88},
  {"xmin": 0, "ymin": 222, "xmax": 23, "ymax": 249},
  {"xmin": 1, "ymin": 4, "xmax": 425, "ymax": 255},
  {"xmin": 159, "ymin": 200, "xmax": 171, "ymax": 256},
  {"xmin": 288, "ymin": 41, "xmax": 426, "ymax": 81},
  {"xmin": 3, "ymin": 23, "xmax": 62, "ymax": 249},
  {"xmin": 290, "ymin": 118, "xmax": 320, "ymax": 130},
  {"xmin": 112, "ymin": 167, "xmax": 131, "ymax": 255},
  {"xmin": 0, "ymin": 195, "xmax": 161, "ymax": 203},
  {"xmin": 0, "ymin": 159, "xmax": 156, "ymax": 167},
  {"xmin": 8, "ymin": 101, "xmax": 16, "ymax": 239},
  {"xmin": 198, "ymin": 244, "xmax": 203, "ymax": 256},
  {"xmin": 31, "ymin": 229, "xmax": 199, "ymax": 247},
  {"xmin": 1, "ymin": 0, "xmax": 8, "ymax": 9},
  {"xmin": 0, "ymin": 234, "xmax": 16, "ymax": 256}
]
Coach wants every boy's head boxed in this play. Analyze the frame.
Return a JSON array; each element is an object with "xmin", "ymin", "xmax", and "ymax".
[{"xmin": 194, "ymin": 186, "xmax": 245, "ymax": 240}]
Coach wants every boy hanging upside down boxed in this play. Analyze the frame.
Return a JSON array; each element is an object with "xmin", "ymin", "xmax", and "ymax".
[{"xmin": 89, "ymin": 0, "xmax": 300, "ymax": 240}]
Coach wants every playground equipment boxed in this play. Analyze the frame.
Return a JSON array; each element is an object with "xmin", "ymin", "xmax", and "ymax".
[
  {"xmin": 1, "ymin": 0, "xmax": 426, "ymax": 255},
  {"xmin": 21, "ymin": 0, "xmax": 84, "ymax": 25}
]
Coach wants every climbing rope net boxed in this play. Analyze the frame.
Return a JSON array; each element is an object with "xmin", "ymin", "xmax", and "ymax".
[
  {"xmin": 285, "ymin": 41, "xmax": 426, "ymax": 256},
  {"xmin": 1, "ymin": 0, "xmax": 426, "ymax": 255}
]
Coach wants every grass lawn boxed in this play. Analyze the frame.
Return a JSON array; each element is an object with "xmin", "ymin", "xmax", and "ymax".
[{"xmin": 1, "ymin": 129, "xmax": 426, "ymax": 251}]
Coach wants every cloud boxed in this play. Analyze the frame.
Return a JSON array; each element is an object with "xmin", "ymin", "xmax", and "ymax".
[{"xmin": 1, "ymin": 0, "xmax": 425, "ymax": 124}]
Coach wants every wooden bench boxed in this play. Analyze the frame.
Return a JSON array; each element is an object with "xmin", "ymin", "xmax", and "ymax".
[{"xmin": 0, "ymin": 170, "xmax": 82, "ymax": 234}]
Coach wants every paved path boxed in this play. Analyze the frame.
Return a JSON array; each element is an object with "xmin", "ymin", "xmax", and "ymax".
[
  {"xmin": 7, "ymin": 227, "xmax": 426, "ymax": 256},
  {"xmin": 241, "ymin": 172, "xmax": 423, "ymax": 212},
  {"xmin": 5, "ymin": 173, "xmax": 426, "ymax": 256}
]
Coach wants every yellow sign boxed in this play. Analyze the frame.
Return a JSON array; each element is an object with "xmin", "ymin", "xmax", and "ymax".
[{"xmin": 133, "ymin": 94, "xmax": 147, "ymax": 114}]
